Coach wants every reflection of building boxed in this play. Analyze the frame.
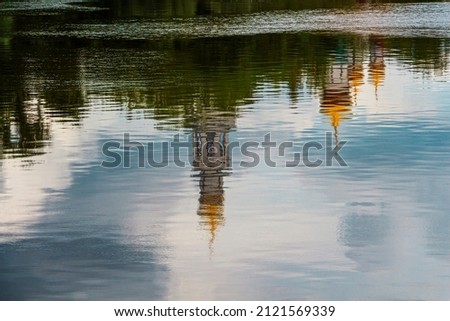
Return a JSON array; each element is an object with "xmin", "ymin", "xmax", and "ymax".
[
  {"xmin": 320, "ymin": 43, "xmax": 365, "ymax": 143},
  {"xmin": 192, "ymin": 113, "xmax": 236, "ymax": 250},
  {"xmin": 321, "ymin": 62, "xmax": 352, "ymax": 128},
  {"xmin": 320, "ymin": 57, "xmax": 353, "ymax": 144},
  {"xmin": 368, "ymin": 36, "xmax": 386, "ymax": 96}
]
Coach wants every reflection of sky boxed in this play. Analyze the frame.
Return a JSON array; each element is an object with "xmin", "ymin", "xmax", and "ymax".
[
  {"xmin": 1, "ymin": 41, "xmax": 450, "ymax": 300},
  {"xmin": 159, "ymin": 56, "xmax": 450, "ymax": 299},
  {"xmin": 0, "ymin": 123, "xmax": 75, "ymax": 241},
  {"xmin": 0, "ymin": 127, "xmax": 180, "ymax": 299},
  {"xmin": 2, "ymin": 71, "xmax": 450, "ymax": 299},
  {"xmin": 0, "ymin": 235, "xmax": 168, "ymax": 300}
]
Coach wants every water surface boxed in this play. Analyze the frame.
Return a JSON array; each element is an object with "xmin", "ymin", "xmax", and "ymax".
[{"xmin": 1, "ymin": 0, "xmax": 450, "ymax": 300}]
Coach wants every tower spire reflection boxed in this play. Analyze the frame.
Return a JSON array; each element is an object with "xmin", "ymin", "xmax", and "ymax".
[
  {"xmin": 320, "ymin": 45, "xmax": 352, "ymax": 145},
  {"xmin": 192, "ymin": 111, "xmax": 236, "ymax": 252},
  {"xmin": 320, "ymin": 41, "xmax": 367, "ymax": 143},
  {"xmin": 368, "ymin": 35, "xmax": 386, "ymax": 98}
]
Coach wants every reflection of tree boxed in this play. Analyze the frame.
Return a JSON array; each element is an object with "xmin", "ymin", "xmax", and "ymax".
[
  {"xmin": 100, "ymin": 0, "xmax": 368, "ymax": 18},
  {"xmin": 103, "ymin": 33, "xmax": 339, "ymax": 129},
  {"xmin": 4, "ymin": 94, "xmax": 50, "ymax": 158},
  {"xmin": 79, "ymin": 32, "xmax": 447, "ymax": 134},
  {"xmin": 1, "ymin": 5, "xmax": 448, "ymax": 159},
  {"xmin": 0, "ymin": 35, "xmax": 86, "ymax": 159},
  {"xmin": 384, "ymin": 37, "xmax": 449, "ymax": 76},
  {"xmin": 100, "ymin": 0, "xmax": 436, "ymax": 18}
]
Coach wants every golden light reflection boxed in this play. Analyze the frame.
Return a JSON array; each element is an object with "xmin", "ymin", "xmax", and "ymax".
[
  {"xmin": 348, "ymin": 61, "xmax": 364, "ymax": 106},
  {"xmin": 198, "ymin": 187, "xmax": 225, "ymax": 251}
]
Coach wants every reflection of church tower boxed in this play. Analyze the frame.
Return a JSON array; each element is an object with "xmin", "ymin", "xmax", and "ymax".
[
  {"xmin": 320, "ymin": 48, "xmax": 352, "ymax": 143},
  {"xmin": 368, "ymin": 36, "xmax": 386, "ymax": 97},
  {"xmin": 192, "ymin": 114, "xmax": 236, "ymax": 251}
]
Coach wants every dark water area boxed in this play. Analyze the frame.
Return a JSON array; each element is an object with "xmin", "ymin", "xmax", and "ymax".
[{"xmin": 1, "ymin": 0, "xmax": 450, "ymax": 300}]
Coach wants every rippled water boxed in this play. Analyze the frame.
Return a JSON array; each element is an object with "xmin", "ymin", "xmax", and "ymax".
[{"xmin": 1, "ymin": 0, "xmax": 450, "ymax": 300}]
